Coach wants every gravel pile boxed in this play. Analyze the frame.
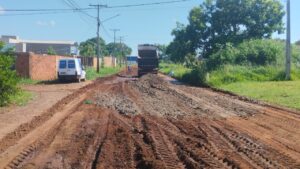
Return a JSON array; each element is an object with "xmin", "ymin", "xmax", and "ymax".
[{"xmin": 94, "ymin": 93, "xmax": 139, "ymax": 115}]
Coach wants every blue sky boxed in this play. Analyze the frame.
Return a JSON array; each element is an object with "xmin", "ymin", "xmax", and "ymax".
[{"xmin": 0, "ymin": 0, "xmax": 299, "ymax": 55}]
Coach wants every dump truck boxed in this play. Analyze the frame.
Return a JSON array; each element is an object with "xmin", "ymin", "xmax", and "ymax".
[{"xmin": 137, "ymin": 44, "xmax": 159, "ymax": 77}]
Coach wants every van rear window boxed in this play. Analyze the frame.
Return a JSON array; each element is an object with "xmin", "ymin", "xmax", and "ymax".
[
  {"xmin": 59, "ymin": 60, "xmax": 67, "ymax": 69},
  {"xmin": 68, "ymin": 60, "xmax": 75, "ymax": 68}
]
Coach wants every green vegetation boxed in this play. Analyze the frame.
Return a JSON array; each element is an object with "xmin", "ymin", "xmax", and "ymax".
[
  {"xmin": 84, "ymin": 99, "xmax": 93, "ymax": 105},
  {"xmin": 160, "ymin": 63, "xmax": 300, "ymax": 109},
  {"xmin": 0, "ymin": 42, "xmax": 18, "ymax": 106},
  {"xmin": 86, "ymin": 66, "xmax": 122, "ymax": 80},
  {"xmin": 47, "ymin": 46, "xmax": 57, "ymax": 55},
  {"xmin": 79, "ymin": 37, "xmax": 132, "ymax": 58},
  {"xmin": 159, "ymin": 63, "xmax": 191, "ymax": 80},
  {"xmin": 9, "ymin": 90, "xmax": 33, "ymax": 106},
  {"xmin": 166, "ymin": 0, "xmax": 284, "ymax": 62},
  {"xmin": 18, "ymin": 78, "xmax": 40, "ymax": 85},
  {"xmin": 208, "ymin": 65, "xmax": 300, "ymax": 87},
  {"xmin": 219, "ymin": 81, "xmax": 300, "ymax": 110}
]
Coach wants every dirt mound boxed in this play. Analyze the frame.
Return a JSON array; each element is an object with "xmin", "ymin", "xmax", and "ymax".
[
  {"xmin": 94, "ymin": 93, "xmax": 139, "ymax": 115},
  {"xmin": 133, "ymin": 74, "xmax": 169, "ymax": 94}
]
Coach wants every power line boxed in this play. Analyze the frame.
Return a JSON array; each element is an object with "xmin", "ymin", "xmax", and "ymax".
[
  {"xmin": 0, "ymin": 11, "xmax": 75, "ymax": 16},
  {"xmin": 0, "ymin": 8, "xmax": 93, "ymax": 12},
  {"xmin": 0, "ymin": 0, "xmax": 194, "ymax": 12},
  {"xmin": 101, "ymin": 24, "xmax": 113, "ymax": 39},
  {"xmin": 102, "ymin": 14, "xmax": 120, "ymax": 23},
  {"xmin": 63, "ymin": 0, "xmax": 96, "ymax": 19},
  {"xmin": 61, "ymin": 0, "xmax": 95, "ymax": 27},
  {"xmin": 107, "ymin": 0, "xmax": 193, "ymax": 8}
]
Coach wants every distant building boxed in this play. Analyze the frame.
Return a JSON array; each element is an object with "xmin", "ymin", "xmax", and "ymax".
[
  {"xmin": 127, "ymin": 56, "xmax": 138, "ymax": 65},
  {"xmin": 0, "ymin": 35, "xmax": 79, "ymax": 55}
]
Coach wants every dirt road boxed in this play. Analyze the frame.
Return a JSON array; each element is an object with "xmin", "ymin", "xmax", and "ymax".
[
  {"xmin": 0, "ymin": 81, "xmax": 91, "ymax": 141},
  {"xmin": 0, "ymin": 74, "xmax": 299, "ymax": 169}
]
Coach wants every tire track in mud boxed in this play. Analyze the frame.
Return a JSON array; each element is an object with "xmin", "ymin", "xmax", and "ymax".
[
  {"xmin": 1, "ymin": 74, "xmax": 300, "ymax": 169},
  {"xmin": 0, "ymin": 76, "xmax": 118, "ymax": 169}
]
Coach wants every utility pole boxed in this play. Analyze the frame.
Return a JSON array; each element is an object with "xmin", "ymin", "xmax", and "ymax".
[
  {"xmin": 110, "ymin": 29, "xmax": 120, "ymax": 66},
  {"xmin": 285, "ymin": 0, "xmax": 291, "ymax": 80},
  {"xmin": 110, "ymin": 29, "xmax": 120, "ymax": 56},
  {"xmin": 119, "ymin": 36, "xmax": 124, "ymax": 66},
  {"xmin": 89, "ymin": 4, "xmax": 107, "ymax": 72}
]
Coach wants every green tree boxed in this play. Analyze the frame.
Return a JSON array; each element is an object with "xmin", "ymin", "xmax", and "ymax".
[
  {"xmin": 47, "ymin": 46, "xmax": 56, "ymax": 55},
  {"xmin": 166, "ymin": 23, "xmax": 196, "ymax": 62},
  {"xmin": 155, "ymin": 44, "xmax": 168, "ymax": 59},
  {"xmin": 79, "ymin": 37, "xmax": 108, "ymax": 57},
  {"xmin": 0, "ymin": 42, "xmax": 18, "ymax": 106},
  {"xmin": 295, "ymin": 40, "xmax": 300, "ymax": 46},
  {"xmin": 167, "ymin": 0, "xmax": 285, "ymax": 63},
  {"xmin": 106, "ymin": 42, "xmax": 132, "ymax": 57}
]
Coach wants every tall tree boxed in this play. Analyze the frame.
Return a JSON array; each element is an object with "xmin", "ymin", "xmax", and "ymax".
[
  {"xmin": 106, "ymin": 42, "xmax": 132, "ymax": 58},
  {"xmin": 155, "ymin": 44, "xmax": 168, "ymax": 59},
  {"xmin": 79, "ymin": 37, "xmax": 108, "ymax": 57},
  {"xmin": 166, "ymin": 23, "xmax": 196, "ymax": 62},
  {"xmin": 167, "ymin": 0, "xmax": 285, "ymax": 62}
]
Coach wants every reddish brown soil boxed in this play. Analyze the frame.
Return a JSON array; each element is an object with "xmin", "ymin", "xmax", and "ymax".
[{"xmin": 0, "ymin": 74, "xmax": 299, "ymax": 169}]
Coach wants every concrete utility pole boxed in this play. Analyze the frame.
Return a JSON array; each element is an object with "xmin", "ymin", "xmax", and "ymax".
[
  {"xmin": 110, "ymin": 29, "xmax": 120, "ymax": 56},
  {"xmin": 119, "ymin": 36, "xmax": 124, "ymax": 66},
  {"xmin": 285, "ymin": 0, "xmax": 291, "ymax": 80},
  {"xmin": 89, "ymin": 4, "xmax": 107, "ymax": 72}
]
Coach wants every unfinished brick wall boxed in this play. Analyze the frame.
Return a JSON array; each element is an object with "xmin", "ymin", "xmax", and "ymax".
[
  {"xmin": 16, "ymin": 52, "xmax": 71, "ymax": 81},
  {"xmin": 29, "ymin": 54, "xmax": 58, "ymax": 80},
  {"xmin": 78, "ymin": 56, "xmax": 116, "ymax": 69},
  {"xmin": 103, "ymin": 57, "xmax": 117, "ymax": 67},
  {"xmin": 15, "ymin": 52, "xmax": 30, "ymax": 78}
]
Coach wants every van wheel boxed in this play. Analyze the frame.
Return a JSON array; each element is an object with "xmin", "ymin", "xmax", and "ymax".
[{"xmin": 77, "ymin": 78, "xmax": 81, "ymax": 83}]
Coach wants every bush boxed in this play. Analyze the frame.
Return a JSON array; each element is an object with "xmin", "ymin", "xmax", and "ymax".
[
  {"xmin": 207, "ymin": 64, "xmax": 300, "ymax": 87},
  {"xmin": 159, "ymin": 63, "xmax": 191, "ymax": 79},
  {"xmin": 182, "ymin": 63, "xmax": 207, "ymax": 86},
  {"xmin": 207, "ymin": 39, "xmax": 283, "ymax": 70},
  {"xmin": 0, "ymin": 55, "xmax": 18, "ymax": 106}
]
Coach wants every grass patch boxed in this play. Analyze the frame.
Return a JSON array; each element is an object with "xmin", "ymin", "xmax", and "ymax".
[
  {"xmin": 219, "ymin": 81, "xmax": 300, "ymax": 110},
  {"xmin": 159, "ymin": 63, "xmax": 191, "ymax": 80},
  {"xmin": 84, "ymin": 99, "xmax": 93, "ymax": 105},
  {"xmin": 9, "ymin": 90, "xmax": 33, "ymax": 106},
  {"xmin": 160, "ymin": 63, "xmax": 300, "ymax": 110},
  {"xmin": 207, "ymin": 65, "xmax": 300, "ymax": 87},
  {"xmin": 86, "ymin": 66, "xmax": 122, "ymax": 80},
  {"xmin": 18, "ymin": 78, "xmax": 40, "ymax": 85}
]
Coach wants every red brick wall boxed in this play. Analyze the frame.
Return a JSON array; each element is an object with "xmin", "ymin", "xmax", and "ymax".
[
  {"xmin": 28, "ymin": 53, "xmax": 58, "ymax": 80},
  {"xmin": 15, "ymin": 52, "xmax": 30, "ymax": 78},
  {"xmin": 16, "ymin": 52, "xmax": 72, "ymax": 81}
]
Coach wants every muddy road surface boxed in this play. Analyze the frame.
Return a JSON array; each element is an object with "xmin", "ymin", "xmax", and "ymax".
[{"xmin": 0, "ymin": 74, "xmax": 299, "ymax": 169}]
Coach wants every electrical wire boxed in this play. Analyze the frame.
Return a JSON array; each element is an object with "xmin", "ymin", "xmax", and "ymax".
[
  {"xmin": 107, "ymin": 0, "xmax": 193, "ymax": 8},
  {"xmin": 101, "ymin": 14, "xmax": 120, "ymax": 23},
  {"xmin": 0, "ymin": 11, "xmax": 76, "ymax": 16},
  {"xmin": 0, "ymin": 0, "xmax": 194, "ymax": 13},
  {"xmin": 62, "ymin": 0, "xmax": 96, "ymax": 19},
  {"xmin": 0, "ymin": 8, "xmax": 93, "ymax": 12}
]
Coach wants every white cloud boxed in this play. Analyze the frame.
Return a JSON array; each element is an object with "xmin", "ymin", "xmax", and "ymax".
[
  {"xmin": 0, "ymin": 6, "xmax": 5, "ymax": 15},
  {"xmin": 36, "ymin": 20, "xmax": 56, "ymax": 27}
]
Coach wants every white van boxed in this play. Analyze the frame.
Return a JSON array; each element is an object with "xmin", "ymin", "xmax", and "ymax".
[{"xmin": 58, "ymin": 58, "xmax": 86, "ymax": 82}]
